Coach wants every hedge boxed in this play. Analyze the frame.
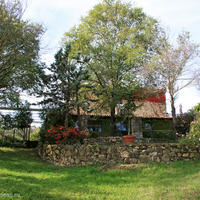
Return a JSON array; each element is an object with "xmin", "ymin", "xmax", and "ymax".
[{"xmin": 143, "ymin": 130, "xmax": 174, "ymax": 140}]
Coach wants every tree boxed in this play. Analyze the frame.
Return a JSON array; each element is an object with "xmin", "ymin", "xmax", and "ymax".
[
  {"xmin": 0, "ymin": 0, "xmax": 44, "ymax": 105},
  {"xmin": 0, "ymin": 113, "xmax": 15, "ymax": 141},
  {"xmin": 147, "ymin": 31, "xmax": 200, "ymax": 135},
  {"xmin": 64, "ymin": 0, "xmax": 164, "ymax": 135},
  {"xmin": 194, "ymin": 103, "xmax": 200, "ymax": 112},
  {"xmin": 14, "ymin": 101, "xmax": 33, "ymax": 141},
  {"xmin": 39, "ymin": 44, "xmax": 91, "ymax": 129},
  {"xmin": 175, "ymin": 110, "xmax": 195, "ymax": 135}
]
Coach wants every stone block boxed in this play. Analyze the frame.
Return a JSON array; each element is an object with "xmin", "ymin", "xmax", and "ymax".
[
  {"xmin": 161, "ymin": 155, "xmax": 170, "ymax": 162},
  {"xmin": 66, "ymin": 150, "xmax": 72, "ymax": 156},
  {"xmin": 139, "ymin": 155, "xmax": 149, "ymax": 162},
  {"xmin": 183, "ymin": 153, "xmax": 189, "ymax": 158},
  {"xmin": 121, "ymin": 151, "xmax": 130, "ymax": 158}
]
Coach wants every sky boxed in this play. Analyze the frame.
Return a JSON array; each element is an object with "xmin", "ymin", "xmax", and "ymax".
[{"xmin": 23, "ymin": 0, "xmax": 200, "ymax": 115}]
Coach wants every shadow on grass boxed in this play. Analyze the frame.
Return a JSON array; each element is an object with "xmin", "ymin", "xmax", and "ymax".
[{"xmin": 0, "ymin": 147, "xmax": 200, "ymax": 199}]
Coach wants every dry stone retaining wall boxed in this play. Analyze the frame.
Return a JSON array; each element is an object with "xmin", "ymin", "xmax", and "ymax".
[
  {"xmin": 83, "ymin": 137, "xmax": 175, "ymax": 145},
  {"xmin": 37, "ymin": 142, "xmax": 200, "ymax": 166}
]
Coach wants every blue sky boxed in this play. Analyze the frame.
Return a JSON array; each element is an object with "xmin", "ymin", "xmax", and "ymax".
[{"xmin": 23, "ymin": 0, "xmax": 200, "ymax": 114}]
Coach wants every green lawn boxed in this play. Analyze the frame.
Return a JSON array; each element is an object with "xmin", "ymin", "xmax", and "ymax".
[{"xmin": 0, "ymin": 147, "xmax": 200, "ymax": 200}]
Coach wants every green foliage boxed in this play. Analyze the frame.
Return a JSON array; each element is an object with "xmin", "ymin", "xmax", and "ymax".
[
  {"xmin": 0, "ymin": 133, "xmax": 25, "ymax": 147},
  {"xmin": 101, "ymin": 119, "xmax": 111, "ymax": 135},
  {"xmin": 40, "ymin": 109, "xmax": 68, "ymax": 127},
  {"xmin": 64, "ymin": 0, "xmax": 165, "ymax": 135},
  {"xmin": 14, "ymin": 102, "xmax": 33, "ymax": 130},
  {"xmin": 179, "ymin": 113, "xmax": 200, "ymax": 145},
  {"xmin": 142, "ymin": 119, "xmax": 173, "ymax": 131},
  {"xmin": 38, "ymin": 44, "xmax": 91, "ymax": 128},
  {"xmin": 88, "ymin": 131, "xmax": 101, "ymax": 138},
  {"xmin": 39, "ymin": 109, "xmax": 75, "ymax": 139},
  {"xmin": 0, "ymin": 114, "xmax": 15, "ymax": 130},
  {"xmin": 194, "ymin": 103, "xmax": 200, "ymax": 112},
  {"xmin": 0, "ymin": 139, "xmax": 25, "ymax": 148},
  {"xmin": 175, "ymin": 110, "xmax": 195, "ymax": 135},
  {"xmin": 0, "ymin": 102, "xmax": 33, "ymax": 142},
  {"xmin": 143, "ymin": 130, "xmax": 174, "ymax": 140},
  {"xmin": 30, "ymin": 128, "xmax": 40, "ymax": 141},
  {"xmin": 0, "ymin": 0, "xmax": 44, "ymax": 105}
]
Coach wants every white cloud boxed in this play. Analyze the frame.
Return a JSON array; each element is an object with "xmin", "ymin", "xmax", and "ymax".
[
  {"xmin": 23, "ymin": 0, "xmax": 101, "ymax": 64},
  {"xmin": 134, "ymin": 0, "xmax": 200, "ymax": 36}
]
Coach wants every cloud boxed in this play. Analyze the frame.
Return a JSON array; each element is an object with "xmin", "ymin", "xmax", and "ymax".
[
  {"xmin": 134, "ymin": 0, "xmax": 200, "ymax": 29},
  {"xmin": 23, "ymin": 0, "xmax": 101, "ymax": 63}
]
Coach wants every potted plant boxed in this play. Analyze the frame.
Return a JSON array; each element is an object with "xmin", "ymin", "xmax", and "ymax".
[
  {"xmin": 122, "ymin": 118, "xmax": 136, "ymax": 144},
  {"xmin": 123, "ymin": 134, "xmax": 136, "ymax": 144}
]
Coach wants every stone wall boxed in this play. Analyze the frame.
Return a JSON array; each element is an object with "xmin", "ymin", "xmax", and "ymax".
[
  {"xmin": 37, "ymin": 143, "xmax": 200, "ymax": 166},
  {"xmin": 83, "ymin": 136, "xmax": 175, "ymax": 145}
]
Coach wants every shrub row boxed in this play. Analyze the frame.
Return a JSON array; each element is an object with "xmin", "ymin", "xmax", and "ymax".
[{"xmin": 143, "ymin": 130, "xmax": 174, "ymax": 140}]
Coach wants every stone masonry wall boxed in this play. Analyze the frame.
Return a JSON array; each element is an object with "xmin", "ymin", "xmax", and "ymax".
[
  {"xmin": 83, "ymin": 137, "xmax": 175, "ymax": 145},
  {"xmin": 37, "ymin": 142, "xmax": 200, "ymax": 166}
]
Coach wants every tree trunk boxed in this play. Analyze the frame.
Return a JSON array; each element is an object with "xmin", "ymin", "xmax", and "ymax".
[
  {"xmin": 77, "ymin": 105, "xmax": 82, "ymax": 131},
  {"xmin": 170, "ymin": 94, "xmax": 177, "ymax": 139},
  {"xmin": 110, "ymin": 105, "xmax": 116, "ymax": 136},
  {"xmin": 64, "ymin": 111, "xmax": 69, "ymax": 128},
  {"xmin": 76, "ymin": 91, "xmax": 82, "ymax": 131},
  {"xmin": 23, "ymin": 128, "xmax": 26, "ymax": 141},
  {"xmin": 64, "ymin": 99, "xmax": 70, "ymax": 128},
  {"xmin": 2, "ymin": 130, "xmax": 5, "ymax": 141},
  {"xmin": 28, "ymin": 127, "xmax": 31, "ymax": 141}
]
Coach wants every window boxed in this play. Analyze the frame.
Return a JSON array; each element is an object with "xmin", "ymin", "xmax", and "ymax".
[
  {"xmin": 145, "ymin": 122, "xmax": 152, "ymax": 130},
  {"xmin": 87, "ymin": 120, "xmax": 102, "ymax": 132},
  {"xmin": 116, "ymin": 122, "xmax": 126, "ymax": 131}
]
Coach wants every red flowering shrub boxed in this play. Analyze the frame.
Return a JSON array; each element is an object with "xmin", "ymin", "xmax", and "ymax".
[{"xmin": 44, "ymin": 126, "xmax": 90, "ymax": 144}]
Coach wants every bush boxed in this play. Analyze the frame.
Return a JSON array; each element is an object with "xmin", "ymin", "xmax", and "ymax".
[
  {"xmin": 175, "ymin": 110, "xmax": 195, "ymax": 135},
  {"xmin": 143, "ymin": 130, "xmax": 174, "ymax": 140},
  {"xmin": 25, "ymin": 141, "xmax": 39, "ymax": 148},
  {"xmin": 0, "ymin": 139, "xmax": 25, "ymax": 148},
  {"xmin": 88, "ymin": 131, "xmax": 101, "ymax": 138},
  {"xmin": 39, "ymin": 109, "xmax": 75, "ymax": 139},
  {"xmin": 43, "ymin": 126, "xmax": 90, "ymax": 144},
  {"xmin": 142, "ymin": 119, "xmax": 173, "ymax": 131},
  {"xmin": 179, "ymin": 113, "xmax": 200, "ymax": 145},
  {"xmin": 30, "ymin": 128, "xmax": 40, "ymax": 141}
]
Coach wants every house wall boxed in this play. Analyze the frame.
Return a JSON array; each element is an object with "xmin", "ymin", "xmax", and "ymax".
[
  {"xmin": 130, "ymin": 118, "xmax": 143, "ymax": 138},
  {"xmin": 142, "ymin": 118, "xmax": 173, "ymax": 139},
  {"xmin": 87, "ymin": 117, "xmax": 128, "ymax": 136},
  {"xmin": 84, "ymin": 117, "xmax": 172, "ymax": 138},
  {"xmin": 72, "ymin": 114, "xmax": 172, "ymax": 138}
]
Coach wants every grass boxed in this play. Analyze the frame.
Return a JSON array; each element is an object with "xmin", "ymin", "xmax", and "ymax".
[{"xmin": 0, "ymin": 147, "xmax": 200, "ymax": 200}]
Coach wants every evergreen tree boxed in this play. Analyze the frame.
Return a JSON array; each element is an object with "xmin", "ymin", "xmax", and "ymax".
[{"xmin": 39, "ymin": 44, "xmax": 91, "ymax": 129}]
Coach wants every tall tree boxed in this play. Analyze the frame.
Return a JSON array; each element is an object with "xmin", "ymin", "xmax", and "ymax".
[
  {"xmin": 147, "ymin": 31, "xmax": 200, "ymax": 135},
  {"xmin": 64, "ymin": 0, "xmax": 164, "ymax": 135},
  {"xmin": 0, "ymin": 0, "xmax": 44, "ymax": 105},
  {"xmin": 39, "ymin": 44, "xmax": 91, "ymax": 129}
]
